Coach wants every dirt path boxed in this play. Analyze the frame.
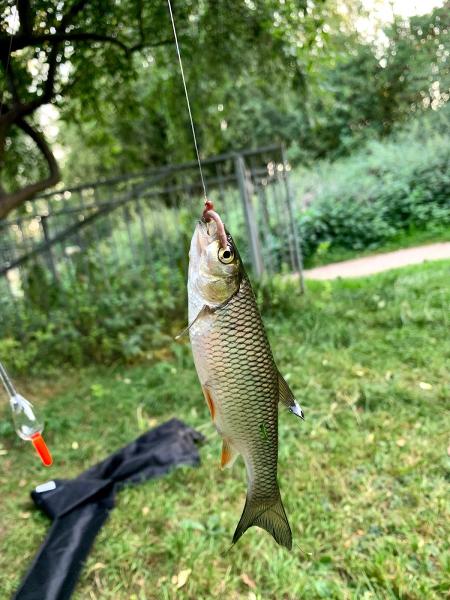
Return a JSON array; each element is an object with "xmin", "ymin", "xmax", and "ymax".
[{"xmin": 304, "ymin": 242, "xmax": 450, "ymax": 280}]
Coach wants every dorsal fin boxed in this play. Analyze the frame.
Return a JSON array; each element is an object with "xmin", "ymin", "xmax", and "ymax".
[{"xmin": 278, "ymin": 372, "xmax": 304, "ymax": 419}]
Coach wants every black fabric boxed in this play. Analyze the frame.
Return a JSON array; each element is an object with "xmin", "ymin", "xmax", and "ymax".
[{"xmin": 14, "ymin": 419, "xmax": 204, "ymax": 600}]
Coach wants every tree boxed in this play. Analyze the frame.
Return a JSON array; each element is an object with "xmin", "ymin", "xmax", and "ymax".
[
  {"xmin": 0, "ymin": 0, "xmax": 180, "ymax": 219},
  {"xmin": 1, "ymin": 0, "xmax": 359, "ymax": 219}
]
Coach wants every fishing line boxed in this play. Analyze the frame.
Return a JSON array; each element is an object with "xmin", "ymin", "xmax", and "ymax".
[
  {"xmin": 0, "ymin": 0, "xmax": 19, "ymax": 118},
  {"xmin": 167, "ymin": 0, "xmax": 208, "ymax": 201}
]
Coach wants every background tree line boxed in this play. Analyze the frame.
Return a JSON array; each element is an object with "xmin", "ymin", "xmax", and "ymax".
[{"xmin": 0, "ymin": 0, "xmax": 449, "ymax": 219}]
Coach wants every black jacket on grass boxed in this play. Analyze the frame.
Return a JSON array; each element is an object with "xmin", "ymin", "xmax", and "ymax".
[{"xmin": 14, "ymin": 419, "xmax": 204, "ymax": 600}]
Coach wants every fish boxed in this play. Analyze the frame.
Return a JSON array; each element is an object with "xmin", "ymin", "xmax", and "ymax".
[{"xmin": 187, "ymin": 217, "xmax": 304, "ymax": 549}]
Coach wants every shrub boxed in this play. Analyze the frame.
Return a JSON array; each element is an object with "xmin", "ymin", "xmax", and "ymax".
[
  {"xmin": 0, "ymin": 250, "xmax": 187, "ymax": 373},
  {"xmin": 293, "ymin": 105, "xmax": 450, "ymax": 260}
]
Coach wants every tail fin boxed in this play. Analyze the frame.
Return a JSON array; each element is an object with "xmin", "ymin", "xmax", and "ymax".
[{"xmin": 232, "ymin": 490, "xmax": 292, "ymax": 550}]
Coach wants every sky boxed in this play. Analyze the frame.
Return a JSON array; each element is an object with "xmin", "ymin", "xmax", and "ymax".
[
  {"xmin": 357, "ymin": 0, "xmax": 445, "ymax": 42},
  {"xmin": 363, "ymin": 0, "xmax": 445, "ymax": 20}
]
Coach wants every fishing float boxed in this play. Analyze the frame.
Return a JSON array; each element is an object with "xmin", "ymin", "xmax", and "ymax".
[{"xmin": 0, "ymin": 360, "xmax": 52, "ymax": 467}]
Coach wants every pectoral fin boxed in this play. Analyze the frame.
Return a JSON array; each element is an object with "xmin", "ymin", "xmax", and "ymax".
[
  {"xmin": 174, "ymin": 305, "xmax": 212, "ymax": 340},
  {"xmin": 278, "ymin": 372, "xmax": 304, "ymax": 419},
  {"xmin": 221, "ymin": 439, "xmax": 239, "ymax": 469}
]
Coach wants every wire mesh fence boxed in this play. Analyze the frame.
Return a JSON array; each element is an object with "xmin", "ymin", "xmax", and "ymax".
[{"xmin": 0, "ymin": 145, "xmax": 304, "ymax": 337}]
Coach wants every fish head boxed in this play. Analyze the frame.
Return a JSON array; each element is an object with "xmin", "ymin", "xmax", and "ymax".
[{"xmin": 188, "ymin": 219, "xmax": 241, "ymax": 309}]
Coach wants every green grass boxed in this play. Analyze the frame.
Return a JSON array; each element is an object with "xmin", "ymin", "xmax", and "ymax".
[
  {"xmin": 304, "ymin": 225, "xmax": 450, "ymax": 268},
  {"xmin": 1, "ymin": 261, "xmax": 449, "ymax": 599}
]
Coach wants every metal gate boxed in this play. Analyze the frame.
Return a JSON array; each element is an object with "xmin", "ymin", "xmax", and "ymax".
[{"xmin": 0, "ymin": 145, "xmax": 304, "ymax": 324}]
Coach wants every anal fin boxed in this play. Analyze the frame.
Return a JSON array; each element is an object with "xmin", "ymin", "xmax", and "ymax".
[
  {"xmin": 201, "ymin": 385, "xmax": 215, "ymax": 421},
  {"xmin": 221, "ymin": 439, "xmax": 239, "ymax": 469},
  {"xmin": 278, "ymin": 372, "xmax": 304, "ymax": 419}
]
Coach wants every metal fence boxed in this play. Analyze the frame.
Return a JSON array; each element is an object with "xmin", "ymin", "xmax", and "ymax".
[{"xmin": 0, "ymin": 145, "xmax": 304, "ymax": 312}]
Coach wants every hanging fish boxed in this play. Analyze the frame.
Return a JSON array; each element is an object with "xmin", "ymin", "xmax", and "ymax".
[{"xmin": 186, "ymin": 208, "xmax": 304, "ymax": 550}]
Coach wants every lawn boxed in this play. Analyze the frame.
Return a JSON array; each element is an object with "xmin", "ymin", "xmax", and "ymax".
[{"xmin": 0, "ymin": 260, "xmax": 449, "ymax": 599}]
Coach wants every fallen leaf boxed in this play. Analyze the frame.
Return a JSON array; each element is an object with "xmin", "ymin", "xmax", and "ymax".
[
  {"xmin": 175, "ymin": 568, "xmax": 191, "ymax": 589},
  {"xmin": 92, "ymin": 562, "xmax": 106, "ymax": 571},
  {"xmin": 419, "ymin": 381, "xmax": 432, "ymax": 390},
  {"xmin": 241, "ymin": 573, "xmax": 256, "ymax": 589},
  {"xmin": 396, "ymin": 438, "xmax": 406, "ymax": 447},
  {"xmin": 20, "ymin": 512, "xmax": 31, "ymax": 519}
]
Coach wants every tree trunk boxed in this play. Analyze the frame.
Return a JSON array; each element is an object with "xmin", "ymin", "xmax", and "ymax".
[{"xmin": 0, "ymin": 118, "xmax": 60, "ymax": 220}]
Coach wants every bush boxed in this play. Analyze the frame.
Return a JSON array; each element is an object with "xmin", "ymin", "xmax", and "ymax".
[
  {"xmin": 293, "ymin": 105, "xmax": 450, "ymax": 260},
  {"xmin": 0, "ymin": 250, "xmax": 187, "ymax": 373}
]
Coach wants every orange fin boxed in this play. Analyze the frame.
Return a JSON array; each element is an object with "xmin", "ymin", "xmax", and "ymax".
[
  {"xmin": 221, "ymin": 439, "xmax": 239, "ymax": 469},
  {"xmin": 201, "ymin": 385, "xmax": 215, "ymax": 421}
]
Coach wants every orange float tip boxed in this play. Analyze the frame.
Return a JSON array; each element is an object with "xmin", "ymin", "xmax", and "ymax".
[{"xmin": 31, "ymin": 433, "xmax": 53, "ymax": 467}]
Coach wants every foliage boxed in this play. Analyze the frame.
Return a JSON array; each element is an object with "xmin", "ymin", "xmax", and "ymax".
[
  {"xmin": 60, "ymin": 3, "xmax": 450, "ymax": 179},
  {"xmin": 0, "ymin": 250, "xmax": 187, "ymax": 372},
  {"xmin": 293, "ymin": 104, "xmax": 450, "ymax": 262},
  {"xmin": 2, "ymin": 1, "xmax": 450, "ymax": 213},
  {"xmin": 0, "ymin": 0, "xmax": 355, "ymax": 216},
  {"xmin": 298, "ymin": 3, "xmax": 450, "ymax": 161},
  {"xmin": 1, "ymin": 261, "xmax": 449, "ymax": 598}
]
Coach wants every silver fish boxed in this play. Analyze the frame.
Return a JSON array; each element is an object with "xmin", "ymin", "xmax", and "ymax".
[{"xmin": 187, "ymin": 219, "xmax": 303, "ymax": 549}]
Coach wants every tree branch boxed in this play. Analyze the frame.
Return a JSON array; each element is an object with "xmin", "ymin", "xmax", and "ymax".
[
  {"xmin": 0, "ymin": 118, "xmax": 60, "ymax": 219},
  {"xmin": 17, "ymin": 0, "xmax": 33, "ymax": 36},
  {"xmin": 0, "ymin": 31, "xmax": 174, "ymax": 57},
  {"xmin": 1, "ymin": 32, "xmax": 127, "ymax": 55},
  {"xmin": 59, "ymin": 0, "xmax": 90, "ymax": 30},
  {"xmin": 8, "ymin": 41, "xmax": 61, "ymax": 121},
  {"xmin": 0, "ymin": 55, "xmax": 20, "ymax": 104}
]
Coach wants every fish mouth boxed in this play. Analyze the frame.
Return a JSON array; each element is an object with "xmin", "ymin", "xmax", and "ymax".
[
  {"xmin": 191, "ymin": 219, "xmax": 214, "ymax": 260},
  {"xmin": 195, "ymin": 219, "xmax": 219, "ymax": 246}
]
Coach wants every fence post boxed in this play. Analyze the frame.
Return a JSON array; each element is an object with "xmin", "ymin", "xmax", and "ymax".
[
  {"xmin": 281, "ymin": 146, "xmax": 305, "ymax": 294},
  {"xmin": 234, "ymin": 154, "xmax": 264, "ymax": 278},
  {"xmin": 40, "ymin": 216, "xmax": 58, "ymax": 282}
]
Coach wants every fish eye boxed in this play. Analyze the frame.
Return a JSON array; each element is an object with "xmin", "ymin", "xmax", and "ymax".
[{"xmin": 218, "ymin": 246, "xmax": 235, "ymax": 264}]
